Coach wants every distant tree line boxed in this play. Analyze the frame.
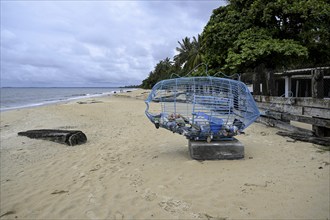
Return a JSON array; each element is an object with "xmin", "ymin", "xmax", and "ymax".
[
  {"xmin": 120, "ymin": 85, "xmax": 140, "ymax": 88},
  {"xmin": 141, "ymin": 0, "xmax": 330, "ymax": 89}
]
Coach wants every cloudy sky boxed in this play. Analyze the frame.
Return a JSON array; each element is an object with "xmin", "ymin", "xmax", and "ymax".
[{"xmin": 1, "ymin": 0, "xmax": 225, "ymax": 87}]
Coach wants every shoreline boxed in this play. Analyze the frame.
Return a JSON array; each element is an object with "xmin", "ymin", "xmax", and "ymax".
[
  {"xmin": 0, "ymin": 88, "xmax": 136, "ymax": 112},
  {"xmin": 0, "ymin": 89, "xmax": 329, "ymax": 219}
]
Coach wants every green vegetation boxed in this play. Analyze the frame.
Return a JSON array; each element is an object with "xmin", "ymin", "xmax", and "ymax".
[
  {"xmin": 142, "ymin": 0, "xmax": 330, "ymax": 89},
  {"xmin": 141, "ymin": 57, "xmax": 179, "ymax": 89},
  {"xmin": 174, "ymin": 35, "xmax": 204, "ymax": 73}
]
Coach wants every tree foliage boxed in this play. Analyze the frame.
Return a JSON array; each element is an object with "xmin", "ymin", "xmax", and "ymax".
[
  {"xmin": 225, "ymin": 28, "xmax": 308, "ymax": 71},
  {"xmin": 142, "ymin": 35, "xmax": 203, "ymax": 89},
  {"xmin": 141, "ymin": 57, "xmax": 178, "ymax": 89},
  {"xmin": 174, "ymin": 35, "xmax": 203, "ymax": 72},
  {"xmin": 202, "ymin": 0, "xmax": 330, "ymax": 74},
  {"xmin": 141, "ymin": 0, "xmax": 330, "ymax": 88}
]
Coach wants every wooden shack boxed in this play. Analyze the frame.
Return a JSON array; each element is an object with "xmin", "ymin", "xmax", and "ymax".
[{"xmin": 248, "ymin": 67, "xmax": 330, "ymax": 140}]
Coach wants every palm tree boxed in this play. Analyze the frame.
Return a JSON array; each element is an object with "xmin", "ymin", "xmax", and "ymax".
[
  {"xmin": 174, "ymin": 37, "xmax": 192, "ymax": 68},
  {"xmin": 174, "ymin": 34, "xmax": 203, "ymax": 73},
  {"xmin": 154, "ymin": 57, "xmax": 173, "ymax": 80},
  {"xmin": 190, "ymin": 35, "xmax": 203, "ymax": 69}
]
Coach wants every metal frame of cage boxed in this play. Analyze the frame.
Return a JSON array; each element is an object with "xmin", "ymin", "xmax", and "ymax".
[{"xmin": 145, "ymin": 76, "xmax": 260, "ymax": 141}]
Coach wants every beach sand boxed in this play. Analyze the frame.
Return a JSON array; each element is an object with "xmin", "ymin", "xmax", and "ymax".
[{"xmin": 0, "ymin": 89, "xmax": 329, "ymax": 219}]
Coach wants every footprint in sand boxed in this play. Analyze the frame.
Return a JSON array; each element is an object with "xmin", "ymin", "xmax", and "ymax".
[
  {"xmin": 128, "ymin": 173, "xmax": 144, "ymax": 187},
  {"xmin": 85, "ymin": 210, "xmax": 97, "ymax": 219},
  {"xmin": 88, "ymin": 193, "xmax": 96, "ymax": 204},
  {"xmin": 114, "ymin": 211, "xmax": 124, "ymax": 220},
  {"xmin": 141, "ymin": 188, "xmax": 157, "ymax": 201},
  {"xmin": 159, "ymin": 197, "xmax": 190, "ymax": 214},
  {"xmin": 89, "ymin": 164, "xmax": 101, "ymax": 172}
]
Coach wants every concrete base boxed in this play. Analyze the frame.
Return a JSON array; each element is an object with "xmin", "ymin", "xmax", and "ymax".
[{"xmin": 188, "ymin": 138, "xmax": 244, "ymax": 160}]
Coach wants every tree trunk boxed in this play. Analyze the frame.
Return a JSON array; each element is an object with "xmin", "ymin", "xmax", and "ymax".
[
  {"xmin": 18, "ymin": 129, "xmax": 87, "ymax": 146},
  {"xmin": 311, "ymin": 68, "xmax": 328, "ymax": 137},
  {"xmin": 253, "ymin": 64, "xmax": 266, "ymax": 95},
  {"xmin": 253, "ymin": 73, "xmax": 261, "ymax": 95},
  {"xmin": 266, "ymin": 70, "xmax": 275, "ymax": 96},
  {"xmin": 312, "ymin": 68, "xmax": 324, "ymax": 99}
]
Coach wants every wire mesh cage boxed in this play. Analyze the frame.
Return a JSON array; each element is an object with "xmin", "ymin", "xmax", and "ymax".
[{"xmin": 145, "ymin": 76, "xmax": 260, "ymax": 141}]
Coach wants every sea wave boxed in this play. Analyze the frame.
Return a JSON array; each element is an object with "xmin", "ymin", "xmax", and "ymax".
[{"xmin": 0, "ymin": 88, "xmax": 134, "ymax": 112}]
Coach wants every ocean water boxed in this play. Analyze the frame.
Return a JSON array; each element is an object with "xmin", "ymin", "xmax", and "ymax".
[{"xmin": 0, "ymin": 87, "xmax": 126, "ymax": 111}]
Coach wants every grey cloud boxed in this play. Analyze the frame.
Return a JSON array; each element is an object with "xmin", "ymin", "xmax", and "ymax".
[{"xmin": 1, "ymin": 1, "xmax": 225, "ymax": 87}]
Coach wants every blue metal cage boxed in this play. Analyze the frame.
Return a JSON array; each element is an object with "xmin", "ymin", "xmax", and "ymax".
[{"xmin": 145, "ymin": 76, "xmax": 260, "ymax": 141}]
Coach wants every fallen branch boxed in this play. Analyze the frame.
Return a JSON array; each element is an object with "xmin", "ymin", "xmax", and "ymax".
[{"xmin": 276, "ymin": 131, "xmax": 330, "ymax": 147}]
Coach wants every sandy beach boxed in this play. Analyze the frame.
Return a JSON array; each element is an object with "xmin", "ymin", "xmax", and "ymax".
[{"xmin": 0, "ymin": 89, "xmax": 329, "ymax": 219}]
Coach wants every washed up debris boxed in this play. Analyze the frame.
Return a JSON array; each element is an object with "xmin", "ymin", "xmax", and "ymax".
[
  {"xmin": 0, "ymin": 210, "xmax": 16, "ymax": 218},
  {"xmin": 277, "ymin": 131, "xmax": 330, "ymax": 147},
  {"xmin": 77, "ymin": 100, "xmax": 103, "ymax": 104},
  {"xmin": 51, "ymin": 190, "xmax": 69, "ymax": 194},
  {"xmin": 18, "ymin": 129, "xmax": 87, "ymax": 146}
]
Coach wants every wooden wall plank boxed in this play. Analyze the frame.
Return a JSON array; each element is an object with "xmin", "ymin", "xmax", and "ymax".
[{"xmin": 253, "ymin": 95, "xmax": 330, "ymax": 109}]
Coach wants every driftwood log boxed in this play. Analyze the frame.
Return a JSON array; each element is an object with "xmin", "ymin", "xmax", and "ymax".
[
  {"xmin": 18, "ymin": 129, "xmax": 87, "ymax": 146},
  {"xmin": 276, "ymin": 131, "xmax": 330, "ymax": 147}
]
